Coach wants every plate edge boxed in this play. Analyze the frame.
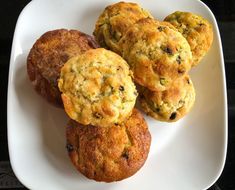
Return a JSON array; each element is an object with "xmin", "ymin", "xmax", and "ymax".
[
  {"xmin": 7, "ymin": 1, "xmax": 35, "ymax": 189},
  {"xmin": 195, "ymin": 0, "xmax": 228, "ymax": 190}
]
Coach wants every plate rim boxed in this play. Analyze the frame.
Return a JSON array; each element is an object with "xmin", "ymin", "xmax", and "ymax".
[
  {"xmin": 7, "ymin": 0, "xmax": 228, "ymax": 189},
  {"xmin": 7, "ymin": 0, "xmax": 34, "ymax": 189}
]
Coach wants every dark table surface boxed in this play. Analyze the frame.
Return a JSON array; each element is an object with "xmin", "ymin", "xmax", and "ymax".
[{"xmin": 0, "ymin": 0, "xmax": 234, "ymax": 189}]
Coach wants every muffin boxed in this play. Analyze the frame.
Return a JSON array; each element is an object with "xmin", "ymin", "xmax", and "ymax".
[
  {"xmin": 27, "ymin": 29, "xmax": 99, "ymax": 107},
  {"xmin": 93, "ymin": 2, "xmax": 153, "ymax": 54},
  {"xmin": 58, "ymin": 48, "xmax": 137, "ymax": 127},
  {"xmin": 139, "ymin": 75, "xmax": 195, "ymax": 122},
  {"xmin": 119, "ymin": 18, "xmax": 192, "ymax": 91},
  {"xmin": 164, "ymin": 11, "xmax": 213, "ymax": 66},
  {"xmin": 66, "ymin": 109, "xmax": 151, "ymax": 182}
]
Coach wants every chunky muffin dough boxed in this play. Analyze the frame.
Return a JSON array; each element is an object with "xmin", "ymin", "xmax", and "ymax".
[
  {"xmin": 93, "ymin": 2, "xmax": 153, "ymax": 54},
  {"xmin": 66, "ymin": 109, "xmax": 151, "ymax": 182},
  {"xmin": 120, "ymin": 18, "xmax": 192, "ymax": 91},
  {"xmin": 164, "ymin": 11, "xmax": 213, "ymax": 66},
  {"xmin": 58, "ymin": 48, "xmax": 137, "ymax": 127},
  {"xmin": 27, "ymin": 29, "xmax": 99, "ymax": 107},
  {"xmin": 139, "ymin": 75, "xmax": 195, "ymax": 122}
]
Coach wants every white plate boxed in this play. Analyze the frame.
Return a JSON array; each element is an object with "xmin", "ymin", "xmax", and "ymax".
[{"xmin": 7, "ymin": 0, "xmax": 227, "ymax": 189}]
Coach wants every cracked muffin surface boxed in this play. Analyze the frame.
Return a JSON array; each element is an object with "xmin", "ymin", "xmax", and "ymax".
[
  {"xmin": 139, "ymin": 75, "xmax": 195, "ymax": 122},
  {"xmin": 27, "ymin": 29, "xmax": 99, "ymax": 107},
  {"xmin": 93, "ymin": 1, "xmax": 153, "ymax": 54},
  {"xmin": 164, "ymin": 11, "xmax": 213, "ymax": 66},
  {"xmin": 119, "ymin": 18, "xmax": 192, "ymax": 91},
  {"xmin": 58, "ymin": 48, "xmax": 137, "ymax": 127},
  {"xmin": 66, "ymin": 108, "xmax": 151, "ymax": 182}
]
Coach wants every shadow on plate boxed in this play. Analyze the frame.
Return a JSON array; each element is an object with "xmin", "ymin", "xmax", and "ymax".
[
  {"xmin": 78, "ymin": 4, "xmax": 106, "ymax": 34},
  {"xmin": 13, "ymin": 53, "xmax": 90, "ymax": 183}
]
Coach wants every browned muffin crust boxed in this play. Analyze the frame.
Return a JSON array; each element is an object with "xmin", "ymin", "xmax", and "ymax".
[
  {"xmin": 139, "ymin": 75, "xmax": 195, "ymax": 122},
  {"xmin": 27, "ymin": 29, "xmax": 99, "ymax": 107},
  {"xmin": 119, "ymin": 18, "xmax": 192, "ymax": 91},
  {"xmin": 58, "ymin": 48, "xmax": 137, "ymax": 127},
  {"xmin": 164, "ymin": 11, "xmax": 213, "ymax": 66},
  {"xmin": 66, "ymin": 109, "xmax": 151, "ymax": 182},
  {"xmin": 93, "ymin": 1, "xmax": 153, "ymax": 54}
]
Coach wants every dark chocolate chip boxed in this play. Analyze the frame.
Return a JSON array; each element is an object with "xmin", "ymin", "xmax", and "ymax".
[
  {"xmin": 162, "ymin": 46, "xmax": 173, "ymax": 55},
  {"xmin": 119, "ymin": 86, "xmax": 125, "ymax": 91},
  {"xmin": 176, "ymin": 55, "xmax": 181, "ymax": 64},
  {"xmin": 178, "ymin": 68, "xmax": 185, "ymax": 74},
  {"xmin": 165, "ymin": 47, "xmax": 173, "ymax": 55},
  {"xmin": 66, "ymin": 144, "xmax": 74, "ymax": 152},
  {"xmin": 170, "ymin": 112, "xmax": 177, "ymax": 120},
  {"xmin": 122, "ymin": 151, "xmax": 129, "ymax": 159},
  {"xmin": 155, "ymin": 107, "xmax": 160, "ymax": 112},
  {"xmin": 158, "ymin": 26, "xmax": 164, "ymax": 32}
]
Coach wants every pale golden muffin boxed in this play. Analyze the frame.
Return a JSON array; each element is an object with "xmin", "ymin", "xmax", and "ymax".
[
  {"xmin": 66, "ymin": 109, "xmax": 151, "ymax": 182},
  {"xmin": 119, "ymin": 18, "xmax": 192, "ymax": 91},
  {"xmin": 164, "ymin": 11, "xmax": 213, "ymax": 66},
  {"xmin": 27, "ymin": 29, "xmax": 99, "ymax": 107},
  {"xmin": 93, "ymin": 1, "xmax": 153, "ymax": 54},
  {"xmin": 139, "ymin": 75, "xmax": 195, "ymax": 122},
  {"xmin": 58, "ymin": 48, "xmax": 137, "ymax": 127}
]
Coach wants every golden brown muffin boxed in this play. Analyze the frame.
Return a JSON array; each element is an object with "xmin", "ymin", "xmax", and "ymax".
[
  {"xmin": 58, "ymin": 48, "xmax": 137, "ymax": 127},
  {"xmin": 93, "ymin": 1, "xmax": 153, "ymax": 54},
  {"xmin": 164, "ymin": 11, "xmax": 213, "ymax": 66},
  {"xmin": 139, "ymin": 75, "xmax": 195, "ymax": 122},
  {"xmin": 119, "ymin": 18, "xmax": 192, "ymax": 91},
  {"xmin": 66, "ymin": 109, "xmax": 151, "ymax": 182},
  {"xmin": 27, "ymin": 29, "xmax": 99, "ymax": 107}
]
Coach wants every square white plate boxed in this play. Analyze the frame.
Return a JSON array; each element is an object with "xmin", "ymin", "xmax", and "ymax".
[{"xmin": 7, "ymin": 0, "xmax": 227, "ymax": 189}]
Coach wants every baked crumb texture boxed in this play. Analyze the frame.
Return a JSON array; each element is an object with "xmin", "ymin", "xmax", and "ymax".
[
  {"xmin": 27, "ymin": 29, "xmax": 99, "ymax": 107},
  {"xmin": 164, "ymin": 11, "xmax": 213, "ymax": 66},
  {"xmin": 139, "ymin": 75, "xmax": 196, "ymax": 122},
  {"xmin": 58, "ymin": 48, "xmax": 137, "ymax": 127},
  {"xmin": 119, "ymin": 18, "xmax": 192, "ymax": 91},
  {"xmin": 66, "ymin": 109, "xmax": 151, "ymax": 182},
  {"xmin": 93, "ymin": 2, "xmax": 153, "ymax": 54}
]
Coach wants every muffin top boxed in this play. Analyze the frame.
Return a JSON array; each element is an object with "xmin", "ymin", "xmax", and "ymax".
[
  {"xmin": 139, "ymin": 75, "xmax": 195, "ymax": 122},
  {"xmin": 120, "ymin": 18, "xmax": 192, "ymax": 91},
  {"xmin": 93, "ymin": 1, "xmax": 153, "ymax": 54},
  {"xmin": 164, "ymin": 11, "xmax": 213, "ymax": 66},
  {"xmin": 58, "ymin": 48, "xmax": 137, "ymax": 127},
  {"xmin": 66, "ymin": 108, "xmax": 151, "ymax": 182},
  {"xmin": 27, "ymin": 29, "xmax": 99, "ymax": 107}
]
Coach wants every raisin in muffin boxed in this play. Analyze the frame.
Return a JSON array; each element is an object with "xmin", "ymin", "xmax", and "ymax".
[
  {"xmin": 66, "ymin": 109, "xmax": 151, "ymax": 182},
  {"xmin": 119, "ymin": 18, "xmax": 192, "ymax": 91},
  {"xmin": 139, "ymin": 75, "xmax": 195, "ymax": 122},
  {"xmin": 58, "ymin": 48, "xmax": 137, "ymax": 127},
  {"xmin": 164, "ymin": 11, "xmax": 213, "ymax": 66}
]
